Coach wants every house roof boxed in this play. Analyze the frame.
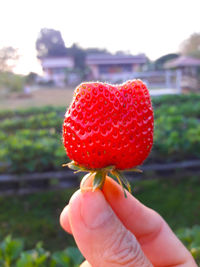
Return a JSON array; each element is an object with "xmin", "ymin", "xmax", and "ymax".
[
  {"xmin": 165, "ymin": 56, "xmax": 200, "ymax": 68},
  {"xmin": 40, "ymin": 57, "xmax": 74, "ymax": 68},
  {"xmin": 86, "ymin": 54, "xmax": 147, "ymax": 65}
]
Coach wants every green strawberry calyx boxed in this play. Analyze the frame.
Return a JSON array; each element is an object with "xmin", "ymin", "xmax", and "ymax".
[{"xmin": 63, "ymin": 161, "xmax": 142, "ymax": 198}]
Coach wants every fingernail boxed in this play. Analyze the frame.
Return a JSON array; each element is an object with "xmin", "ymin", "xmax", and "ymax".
[
  {"xmin": 80, "ymin": 191, "xmax": 113, "ymax": 229},
  {"xmin": 80, "ymin": 173, "xmax": 93, "ymax": 190}
]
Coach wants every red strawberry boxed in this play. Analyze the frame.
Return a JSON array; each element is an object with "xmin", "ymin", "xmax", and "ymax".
[{"xmin": 63, "ymin": 80, "xmax": 153, "ymax": 194}]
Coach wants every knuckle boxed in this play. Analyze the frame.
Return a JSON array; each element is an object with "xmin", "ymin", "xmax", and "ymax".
[{"xmin": 102, "ymin": 225, "xmax": 149, "ymax": 266}]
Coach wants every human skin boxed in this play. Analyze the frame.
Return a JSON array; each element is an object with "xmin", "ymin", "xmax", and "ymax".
[{"xmin": 60, "ymin": 177, "xmax": 197, "ymax": 267}]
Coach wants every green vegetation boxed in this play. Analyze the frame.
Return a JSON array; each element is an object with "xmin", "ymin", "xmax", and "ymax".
[
  {"xmin": 0, "ymin": 187, "xmax": 75, "ymax": 251},
  {"xmin": 0, "ymin": 226, "xmax": 200, "ymax": 267},
  {"xmin": 0, "ymin": 106, "xmax": 65, "ymax": 120},
  {"xmin": 0, "ymin": 176, "xmax": 200, "ymax": 250},
  {"xmin": 152, "ymin": 116, "xmax": 200, "ymax": 163},
  {"xmin": 135, "ymin": 175, "xmax": 200, "ymax": 229},
  {"xmin": 0, "ymin": 72, "xmax": 25, "ymax": 93},
  {"xmin": 0, "ymin": 235, "xmax": 83, "ymax": 267},
  {"xmin": 0, "ymin": 176, "xmax": 200, "ymax": 264},
  {"xmin": 177, "ymin": 225, "xmax": 200, "ymax": 265},
  {"xmin": 152, "ymin": 93, "xmax": 200, "ymax": 107},
  {"xmin": 0, "ymin": 94, "xmax": 199, "ymax": 264},
  {"xmin": 0, "ymin": 94, "xmax": 200, "ymax": 174}
]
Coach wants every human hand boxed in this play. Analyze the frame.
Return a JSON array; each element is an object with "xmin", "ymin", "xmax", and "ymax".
[{"xmin": 60, "ymin": 177, "xmax": 197, "ymax": 266}]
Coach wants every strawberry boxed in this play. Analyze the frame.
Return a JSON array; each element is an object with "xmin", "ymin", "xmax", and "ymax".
[{"xmin": 63, "ymin": 80, "xmax": 153, "ymax": 195}]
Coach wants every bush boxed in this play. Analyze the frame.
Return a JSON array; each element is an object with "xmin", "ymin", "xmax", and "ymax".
[
  {"xmin": 0, "ymin": 131, "xmax": 66, "ymax": 173},
  {"xmin": 177, "ymin": 225, "xmax": 200, "ymax": 265},
  {"xmin": 153, "ymin": 116, "xmax": 200, "ymax": 162},
  {"xmin": 0, "ymin": 225, "xmax": 199, "ymax": 266},
  {"xmin": 0, "ymin": 72, "xmax": 25, "ymax": 93},
  {"xmin": 154, "ymin": 102, "xmax": 200, "ymax": 119},
  {"xmin": 152, "ymin": 93, "xmax": 200, "ymax": 107},
  {"xmin": 0, "ymin": 112, "xmax": 63, "ymax": 133},
  {"xmin": 0, "ymin": 106, "xmax": 65, "ymax": 120},
  {"xmin": 0, "ymin": 94, "xmax": 200, "ymax": 174},
  {"xmin": 0, "ymin": 235, "xmax": 83, "ymax": 267}
]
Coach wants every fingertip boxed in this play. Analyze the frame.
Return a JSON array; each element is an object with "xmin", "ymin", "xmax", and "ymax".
[
  {"xmin": 103, "ymin": 175, "xmax": 127, "ymax": 200},
  {"xmin": 60, "ymin": 190, "xmax": 82, "ymax": 234},
  {"xmin": 60, "ymin": 205, "xmax": 72, "ymax": 234}
]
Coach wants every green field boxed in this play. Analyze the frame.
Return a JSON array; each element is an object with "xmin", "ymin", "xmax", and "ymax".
[
  {"xmin": 0, "ymin": 93, "xmax": 200, "ymax": 265},
  {"xmin": 0, "ymin": 94, "xmax": 200, "ymax": 174},
  {"xmin": 0, "ymin": 175, "xmax": 199, "ymax": 252}
]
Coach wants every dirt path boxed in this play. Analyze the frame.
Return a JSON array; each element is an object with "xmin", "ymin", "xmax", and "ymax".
[{"xmin": 0, "ymin": 87, "xmax": 74, "ymax": 110}]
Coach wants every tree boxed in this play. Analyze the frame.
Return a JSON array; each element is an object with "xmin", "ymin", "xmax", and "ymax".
[
  {"xmin": 67, "ymin": 45, "xmax": 112, "ymax": 69},
  {"xmin": 154, "ymin": 53, "xmax": 179, "ymax": 70},
  {"xmin": 36, "ymin": 28, "xmax": 67, "ymax": 58},
  {"xmin": 67, "ymin": 44, "xmax": 86, "ymax": 69},
  {"xmin": 84, "ymin": 47, "xmax": 110, "ymax": 55},
  {"xmin": 0, "ymin": 46, "xmax": 19, "ymax": 72},
  {"xmin": 180, "ymin": 33, "xmax": 200, "ymax": 58},
  {"xmin": 25, "ymin": 72, "xmax": 38, "ymax": 84}
]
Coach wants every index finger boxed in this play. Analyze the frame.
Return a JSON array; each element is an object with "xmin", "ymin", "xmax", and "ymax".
[
  {"xmin": 60, "ymin": 176, "xmax": 195, "ymax": 266},
  {"xmin": 102, "ymin": 177, "xmax": 195, "ymax": 266}
]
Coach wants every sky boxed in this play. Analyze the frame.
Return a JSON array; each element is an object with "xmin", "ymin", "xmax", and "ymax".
[{"xmin": 0, "ymin": 0, "xmax": 200, "ymax": 74}]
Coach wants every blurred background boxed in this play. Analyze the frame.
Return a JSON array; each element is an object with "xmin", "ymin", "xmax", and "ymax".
[{"xmin": 0, "ymin": 0, "xmax": 200, "ymax": 265}]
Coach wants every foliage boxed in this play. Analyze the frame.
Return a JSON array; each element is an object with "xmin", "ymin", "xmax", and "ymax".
[
  {"xmin": 0, "ymin": 235, "xmax": 83, "ymax": 267},
  {"xmin": 84, "ymin": 47, "xmax": 110, "ymax": 55},
  {"xmin": 153, "ymin": 116, "xmax": 200, "ymax": 162},
  {"xmin": 180, "ymin": 32, "xmax": 200, "ymax": 58},
  {"xmin": 154, "ymin": 101, "xmax": 200, "ymax": 118},
  {"xmin": 0, "ymin": 47, "xmax": 19, "ymax": 72},
  {"xmin": 154, "ymin": 53, "xmax": 179, "ymax": 70},
  {"xmin": 177, "ymin": 225, "xmax": 200, "ymax": 265},
  {"xmin": 0, "ymin": 94, "xmax": 199, "ymax": 264},
  {"xmin": 67, "ymin": 44, "xmax": 86, "ymax": 70},
  {"xmin": 0, "ymin": 112, "xmax": 63, "ymax": 132},
  {"xmin": 67, "ymin": 44, "xmax": 111, "ymax": 70},
  {"xmin": 0, "ymin": 94, "xmax": 200, "ymax": 174},
  {"xmin": 25, "ymin": 72, "xmax": 38, "ymax": 85},
  {"xmin": 0, "ymin": 177, "xmax": 200, "ymax": 263},
  {"xmin": 0, "ymin": 132, "xmax": 66, "ymax": 174},
  {"xmin": 0, "ymin": 72, "xmax": 25, "ymax": 92},
  {"xmin": 0, "ymin": 106, "xmax": 65, "ymax": 120},
  {"xmin": 36, "ymin": 28, "xmax": 67, "ymax": 58},
  {"xmin": 0, "ymin": 229, "xmax": 199, "ymax": 267},
  {"xmin": 0, "ymin": 176, "xmax": 200, "ymax": 252},
  {"xmin": 152, "ymin": 93, "xmax": 200, "ymax": 107}
]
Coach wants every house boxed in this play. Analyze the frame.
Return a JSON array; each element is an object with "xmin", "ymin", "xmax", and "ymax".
[
  {"xmin": 39, "ymin": 53, "xmax": 148, "ymax": 86},
  {"xmin": 165, "ymin": 56, "xmax": 200, "ymax": 91},
  {"xmin": 39, "ymin": 57, "xmax": 74, "ymax": 87},
  {"xmin": 165, "ymin": 56, "xmax": 200, "ymax": 76},
  {"xmin": 86, "ymin": 53, "xmax": 148, "ymax": 82}
]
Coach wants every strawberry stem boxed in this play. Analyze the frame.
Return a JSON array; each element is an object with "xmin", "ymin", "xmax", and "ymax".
[
  {"xmin": 63, "ymin": 160, "xmax": 140, "ymax": 198},
  {"xmin": 93, "ymin": 171, "xmax": 106, "ymax": 191}
]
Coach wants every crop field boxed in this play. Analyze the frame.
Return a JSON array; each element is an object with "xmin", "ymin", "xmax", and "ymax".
[
  {"xmin": 0, "ymin": 93, "xmax": 200, "ymax": 265},
  {"xmin": 0, "ymin": 94, "xmax": 200, "ymax": 175}
]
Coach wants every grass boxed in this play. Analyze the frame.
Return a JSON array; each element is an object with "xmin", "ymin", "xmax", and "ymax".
[
  {"xmin": 135, "ymin": 175, "xmax": 200, "ymax": 229},
  {"xmin": 0, "ymin": 173, "xmax": 200, "ymax": 252}
]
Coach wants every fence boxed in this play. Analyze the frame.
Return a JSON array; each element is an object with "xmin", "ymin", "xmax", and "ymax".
[
  {"xmin": 0, "ymin": 159, "xmax": 200, "ymax": 196},
  {"xmin": 100, "ymin": 70, "xmax": 182, "ymax": 93}
]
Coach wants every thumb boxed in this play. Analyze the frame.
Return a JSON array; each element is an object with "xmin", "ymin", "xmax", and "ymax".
[{"xmin": 67, "ymin": 190, "xmax": 153, "ymax": 267}]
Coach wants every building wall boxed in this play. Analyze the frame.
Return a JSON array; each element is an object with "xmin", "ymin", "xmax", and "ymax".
[
  {"xmin": 41, "ymin": 57, "xmax": 74, "ymax": 69},
  {"xmin": 89, "ymin": 63, "xmax": 146, "ymax": 81},
  {"xmin": 40, "ymin": 57, "xmax": 75, "ymax": 87},
  {"xmin": 90, "ymin": 65, "xmax": 99, "ymax": 79}
]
